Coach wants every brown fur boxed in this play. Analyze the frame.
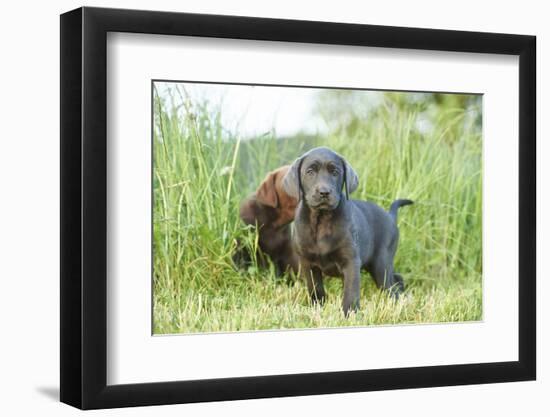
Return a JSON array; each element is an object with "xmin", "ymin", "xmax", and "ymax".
[{"xmin": 235, "ymin": 166, "xmax": 299, "ymax": 275}]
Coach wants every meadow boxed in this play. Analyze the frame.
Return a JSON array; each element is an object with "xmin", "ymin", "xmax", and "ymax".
[{"xmin": 152, "ymin": 83, "xmax": 482, "ymax": 334}]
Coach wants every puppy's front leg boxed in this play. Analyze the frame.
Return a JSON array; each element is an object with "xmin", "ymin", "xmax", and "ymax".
[
  {"xmin": 301, "ymin": 263, "xmax": 326, "ymax": 305},
  {"xmin": 342, "ymin": 259, "xmax": 361, "ymax": 316}
]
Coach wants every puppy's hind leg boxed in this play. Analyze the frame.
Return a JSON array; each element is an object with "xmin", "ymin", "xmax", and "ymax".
[
  {"xmin": 342, "ymin": 259, "xmax": 361, "ymax": 316},
  {"xmin": 392, "ymin": 273, "xmax": 405, "ymax": 292},
  {"xmin": 371, "ymin": 255, "xmax": 401, "ymax": 298}
]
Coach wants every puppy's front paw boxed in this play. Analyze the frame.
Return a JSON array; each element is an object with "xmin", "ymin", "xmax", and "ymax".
[{"xmin": 342, "ymin": 299, "xmax": 360, "ymax": 317}]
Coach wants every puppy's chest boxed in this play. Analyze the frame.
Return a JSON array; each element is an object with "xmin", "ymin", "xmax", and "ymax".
[
  {"xmin": 297, "ymin": 222, "xmax": 339, "ymax": 257},
  {"xmin": 300, "ymin": 237, "xmax": 343, "ymax": 277}
]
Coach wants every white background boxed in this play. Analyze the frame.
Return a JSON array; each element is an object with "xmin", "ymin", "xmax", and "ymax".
[
  {"xmin": 108, "ymin": 34, "xmax": 518, "ymax": 384},
  {"xmin": 0, "ymin": 0, "xmax": 546, "ymax": 416}
]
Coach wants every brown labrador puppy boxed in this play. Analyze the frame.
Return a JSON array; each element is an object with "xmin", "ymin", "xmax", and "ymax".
[{"xmin": 234, "ymin": 165, "xmax": 299, "ymax": 276}]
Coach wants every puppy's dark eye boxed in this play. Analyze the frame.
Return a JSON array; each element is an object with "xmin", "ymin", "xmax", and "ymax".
[{"xmin": 306, "ymin": 168, "xmax": 316, "ymax": 176}]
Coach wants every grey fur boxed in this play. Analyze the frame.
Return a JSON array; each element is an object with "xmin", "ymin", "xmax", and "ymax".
[{"xmin": 283, "ymin": 147, "xmax": 413, "ymax": 315}]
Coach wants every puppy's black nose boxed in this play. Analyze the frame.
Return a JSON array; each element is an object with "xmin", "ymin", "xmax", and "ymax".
[{"xmin": 318, "ymin": 187, "xmax": 331, "ymax": 198}]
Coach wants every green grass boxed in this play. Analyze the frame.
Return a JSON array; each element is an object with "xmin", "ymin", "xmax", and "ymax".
[{"xmin": 152, "ymin": 84, "xmax": 482, "ymax": 334}]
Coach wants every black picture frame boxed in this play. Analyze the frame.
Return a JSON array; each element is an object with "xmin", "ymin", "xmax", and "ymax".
[{"xmin": 60, "ymin": 6, "xmax": 536, "ymax": 410}]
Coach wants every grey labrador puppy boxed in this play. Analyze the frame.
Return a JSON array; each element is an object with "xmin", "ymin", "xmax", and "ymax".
[{"xmin": 283, "ymin": 147, "xmax": 412, "ymax": 315}]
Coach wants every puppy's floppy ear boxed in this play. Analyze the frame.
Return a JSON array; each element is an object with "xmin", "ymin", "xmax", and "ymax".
[
  {"xmin": 342, "ymin": 158, "xmax": 359, "ymax": 199},
  {"xmin": 256, "ymin": 171, "xmax": 278, "ymax": 208},
  {"xmin": 282, "ymin": 157, "xmax": 303, "ymax": 200}
]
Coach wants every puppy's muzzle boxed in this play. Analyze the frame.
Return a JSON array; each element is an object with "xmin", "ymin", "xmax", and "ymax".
[{"xmin": 308, "ymin": 185, "xmax": 339, "ymax": 209}]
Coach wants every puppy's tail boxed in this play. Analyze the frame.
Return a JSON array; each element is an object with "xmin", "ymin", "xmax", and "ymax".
[{"xmin": 389, "ymin": 199, "xmax": 413, "ymax": 223}]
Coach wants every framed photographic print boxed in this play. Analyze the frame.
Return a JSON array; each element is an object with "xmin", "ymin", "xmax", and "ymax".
[{"xmin": 60, "ymin": 6, "xmax": 536, "ymax": 410}]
